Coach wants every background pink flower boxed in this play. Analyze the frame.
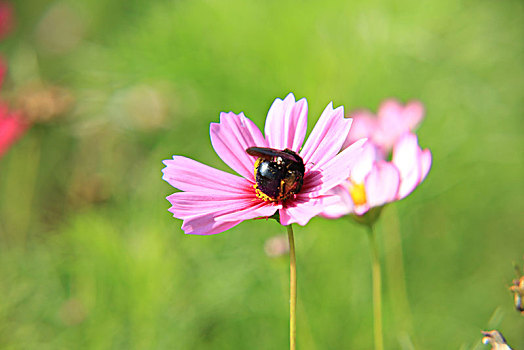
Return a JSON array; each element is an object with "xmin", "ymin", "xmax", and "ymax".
[
  {"xmin": 162, "ymin": 93, "xmax": 365, "ymax": 234},
  {"xmin": 0, "ymin": 60, "xmax": 29, "ymax": 158},
  {"xmin": 0, "ymin": 106, "xmax": 28, "ymax": 158},
  {"xmin": 322, "ymin": 133, "xmax": 431, "ymax": 218},
  {"xmin": 343, "ymin": 99, "xmax": 424, "ymax": 155}
]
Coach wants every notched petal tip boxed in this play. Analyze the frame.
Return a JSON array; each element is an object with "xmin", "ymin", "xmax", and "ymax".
[
  {"xmin": 404, "ymin": 100, "xmax": 425, "ymax": 127},
  {"xmin": 283, "ymin": 92, "xmax": 297, "ymax": 102},
  {"xmin": 265, "ymin": 93, "xmax": 308, "ymax": 152},
  {"xmin": 299, "ymin": 101, "xmax": 352, "ymax": 168},
  {"xmin": 392, "ymin": 133, "xmax": 433, "ymax": 199},
  {"xmin": 210, "ymin": 111, "xmax": 267, "ymax": 180}
]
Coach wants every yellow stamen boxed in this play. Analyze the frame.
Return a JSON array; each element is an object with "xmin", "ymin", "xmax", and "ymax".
[
  {"xmin": 349, "ymin": 180, "xmax": 367, "ymax": 206},
  {"xmin": 253, "ymin": 158, "xmax": 262, "ymax": 180}
]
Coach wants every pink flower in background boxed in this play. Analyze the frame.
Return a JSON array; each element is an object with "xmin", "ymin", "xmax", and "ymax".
[
  {"xmin": 322, "ymin": 142, "xmax": 400, "ymax": 217},
  {"xmin": 0, "ymin": 106, "xmax": 28, "ymax": 158},
  {"xmin": 0, "ymin": 5, "xmax": 29, "ymax": 159},
  {"xmin": 392, "ymin": 133, "xmax": 432, "ymax": 200},
  {"xmin": 0, "ymin": 60, "xmax": 29, "ymax": 158},
  {"xmin": 343, "ymin": 99, "xmax": 424, "ymax": 156},
  {"xmin": 162, "ymin": 93, "xmax": 365, "ymax": 235},
  {"xmin": 322, "ymin": 99, "xmax": 431, "ymax": 219}
]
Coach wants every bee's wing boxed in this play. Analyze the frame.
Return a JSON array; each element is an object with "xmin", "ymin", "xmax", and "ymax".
[{"xmin": 246, "ymin": 147, "xmax": 297, "ymax": 162}]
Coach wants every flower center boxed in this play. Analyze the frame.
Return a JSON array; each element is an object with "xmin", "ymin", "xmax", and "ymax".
[
  {"xmin": 246, "ymin": 147, "xmax": 305, "ymax": 202},
  {"xmin": 349, "ymin": 180, "xmax": 367, "ymax": 206}
]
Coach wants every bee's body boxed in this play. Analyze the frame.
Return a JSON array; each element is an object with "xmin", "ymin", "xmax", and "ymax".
[{"xmin": 246, "ymin": 147, "xmax": 305, "ymax": 202}]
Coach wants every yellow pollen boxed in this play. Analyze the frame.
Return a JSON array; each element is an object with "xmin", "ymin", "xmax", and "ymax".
[
  {"xmin": 254, "ymin": 183, "xmax": 277, "ymax": 202},
  {"xmin": 253, "ymin": 158, "xmax": 262, "ymax": 180},
  {"xmin": 349, "ymin": 180, "xmax": 367, "ymax": 206}
]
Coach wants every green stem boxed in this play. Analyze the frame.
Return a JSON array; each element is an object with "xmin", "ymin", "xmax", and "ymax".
[
  {"xmin": 287, "ymin": 224, "xmax": 297, "ymax": 350},
  {"xmin": 383, "ymin": 206, "xmax": 415, "ymax": 346},
  {"xmin": 368, "ymin": 225, "xmax": 384, "ymax": 350}
]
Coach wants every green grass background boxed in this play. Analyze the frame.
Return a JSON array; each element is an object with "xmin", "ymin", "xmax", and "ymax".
[{"xmin": 0, "ymin": 0, "xmax": 523, "ymax": 349}]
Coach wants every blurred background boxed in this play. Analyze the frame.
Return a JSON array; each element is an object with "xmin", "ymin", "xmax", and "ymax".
[{"xmin": 0, "ymin": 0, "xmax": 522, "ymax": 349}]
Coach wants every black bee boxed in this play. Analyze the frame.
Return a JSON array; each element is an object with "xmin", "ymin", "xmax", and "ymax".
[{"xmin": 246, "ymin": 147, "xmax": 305, "ymax": 202}]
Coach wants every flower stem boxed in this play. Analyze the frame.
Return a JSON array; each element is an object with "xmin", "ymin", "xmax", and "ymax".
[
  {"xmin": 287, "ymin": 224, "xmax": 297, "ymax": 350},
  {"xmin": 367, "ymin": 225, "xmax": 384, "ymax": 350},
  {"xmin": 383, "ymin": 206, "xmax": 416, "ymax": 347}
]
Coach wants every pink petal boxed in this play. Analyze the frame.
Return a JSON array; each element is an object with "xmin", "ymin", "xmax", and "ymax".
[
  {"xmin": 419, "ymin": 148, "xmax": 432, "ymax": 183},
  {"xmin": 280, "ymin": 194, "xmax": 338, "ymax": 226},
  {"xmin": 300, "ymin": 102, "xmax": 352, "ymax": 169},
  {"xmin": 375, "ymin": 99, "xmax": 425, "ymax": 150},
  {"xmin": 365, "ymin": 161, "xmax": 400, "ymax": 208},
  {"xmin": 216, "ymin": 202, "xmax": 279, "ymax": 222},
  {"xmin": 403, "ymin": 100, "xmax": 425, "ymax": 130},
  {"xmin": 167, "ymin": 192, "xmax": 255, "ymax": 217},
  {"xmin": 210, "ymin": 112, "xmax": 267, "ymax": 180},
  {"xmin": 162, "ymin": 156, "xmax": 253, "ymax": 194},
  {"xmin": 301, "ymin": 138, "xmax": 366, "ymax": 196},
  {"xmin": 264, "ymin": 93, "xmax": 308, "ymax": 152},
  {"xmin": 181, "ymin": 213, "xmax": 241, "ymax": 235},
  {"xmin": 0, "ymin": 109, "xmax": 29, "ymax": 158},
  {"xmin": 375, "ymin": 100, "xmax": 405, "ymax": 149},
  {"xmin": 353, "ymin": 203, "xmax": 371, "ymax": 216},
  {"xmin": 392, "ymin": 133, "xmax": 422, "ymax": 199},
  {"xmin": 342, "ymin": 111, "xmax": 377, "ymax": 149},
  {"xmin": 319, "ymin": 183, "xmax": 354, "ymax": 219},
  {"xmin": 167, "ymin": 191, "xmax": 277, "ymax": 234},
  {"xmin": 162, "ymin": 156, "xmax": 279, "ymax": 234},
  {"xmin": 350, "ymin": 141, "xmax": 376, "ymax": 183},
  {"xmin": 377, "ymin": 99, "xmax": 403, "ymax": 124}
]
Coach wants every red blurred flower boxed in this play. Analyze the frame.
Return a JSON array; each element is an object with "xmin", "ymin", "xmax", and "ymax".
[
  {"xmin": 0, "ymin": 106, "xmax": 28, "ymax": 158},
  {"xmin": 0, "ymin": 59, "xmax": 29, "ymax": 158},
  {"xmin": 0, "ymin": 1, "xmax": 13, "ymax": 40}
]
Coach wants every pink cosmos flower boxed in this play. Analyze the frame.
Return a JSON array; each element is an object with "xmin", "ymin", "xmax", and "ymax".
[
  {"xmin": 343, "ymin": 99, "xmax": 424, "ymax": 156},
  {"xmin": 162, "ymin": 93, "xmax": 366, "ymax": 235},
  {"xmin": 322, "ymin": 133, "xmax": 431, "ymax": 218},
  {"xmin": 322, "ymin": 98, "xmax": 431, "ymax": 219}
]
